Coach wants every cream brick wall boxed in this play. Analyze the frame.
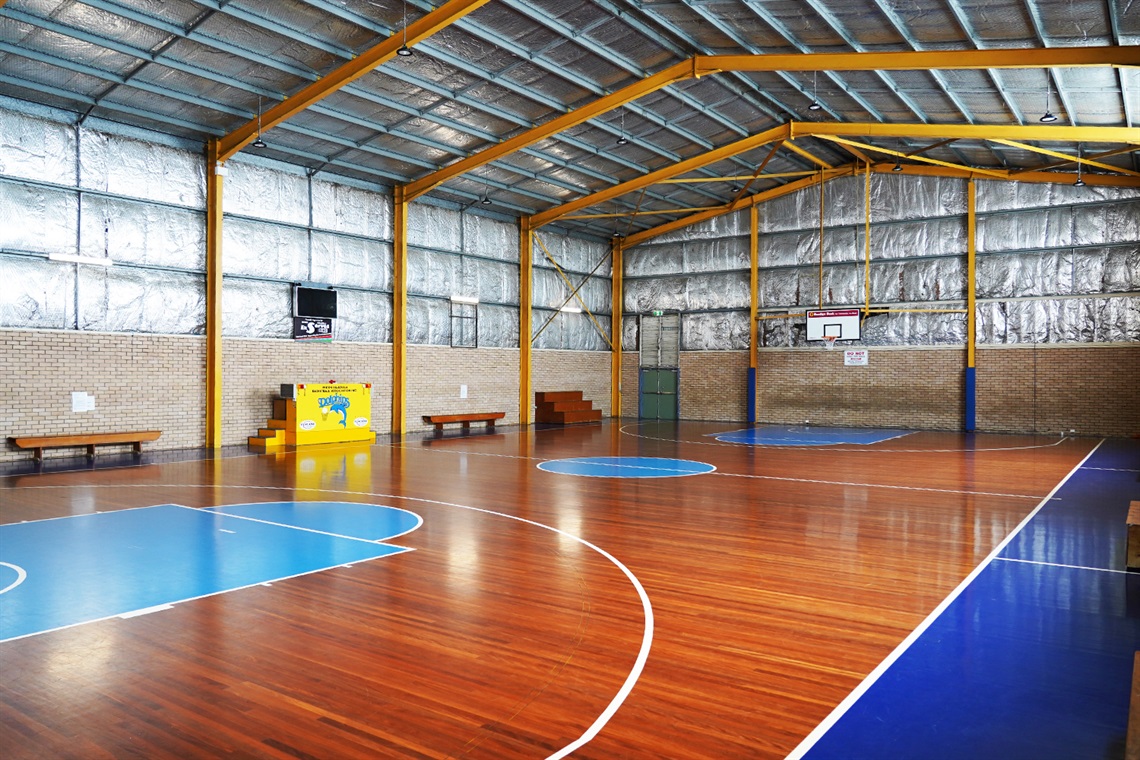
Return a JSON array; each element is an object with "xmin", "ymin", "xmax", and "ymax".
[
  {"xmin": 223, "ymin": 338, "xmax": 393, "ymax": 445},
  {"xmin": 1, "ymin": 329, "xmax": 205, "ymax": 462},
  {"xmin": 620, "ymin": 352, "xmax": 639, "ymax": 419},
  {"xmin": 532, "ymin": 350, "xmax": 612, "ymax": 418},
  {"xmin": 681, "ymin": 351, "xmax": 748, "ymax": 421},
  {"xmin": 977, "ymin": 344, "xmax": 1140, "ymax": 437},
  {"xmin": 755, "ymin": 346, "xmax": 965, "ymax": 430},
  {"xmin": 404, "ymin": 345, "xmax": 520, "ymax": 432}
]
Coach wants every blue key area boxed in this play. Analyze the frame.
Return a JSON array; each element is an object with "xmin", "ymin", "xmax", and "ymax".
[
  {"xmin": 712, "ymin": 425, "xmax": 912, "ymax": 446},
  {"xmin": 208, "ymin": 500, "xmax": 422, "ymax": 541},
  {"xmin": 537, "ymin": 456, "xmax": 716, "ymax": 478},
  {"xmin": 0, "ymin": 502, "xmax": 417, "ymax": 641},
  {"xmin": 799, "ymin": 439, "xmax": 1140, "ymax": 759}
]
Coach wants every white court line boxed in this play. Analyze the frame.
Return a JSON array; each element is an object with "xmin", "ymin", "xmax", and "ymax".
[
  {"xmin": 709, "ymin": 428, "xmax": 915, "ymax": 447},
  {"xmin": 784, "ymin": 438, "xmax": 1105, "ymax": 760},
  {"xmin": 0, "ymin": 562, "xmax": 28, "ymax": 595},
  {"xmin": 714, "ymin": 471, "xmax": 1045, "ymax": 500},
  {"xmin": 201, "ymin": 501, "xmax": 425, "ymax": 543},
  {"xmin": 1084, "ymin": 467, "xmax": 1140, "ymax": 472},
  {"xmin": 993, "ymin": 556, "xmax": 1136, "ymax": 575}
]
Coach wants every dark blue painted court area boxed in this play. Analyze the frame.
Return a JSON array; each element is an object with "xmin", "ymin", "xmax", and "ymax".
[
  {"xmin": 712, "ymin": 425, "xmax": 912, "ymax": 446},
  {"xmin": 797, "ymin": 439, "xmax": 1140, "ymax": 760},
  {"xmin": 0, "ymin": 502, "xmax": 420, "ymax": 642},
  {"xmin": 537, "ymin": 456, "xmax": 716, "ymax": 478}
]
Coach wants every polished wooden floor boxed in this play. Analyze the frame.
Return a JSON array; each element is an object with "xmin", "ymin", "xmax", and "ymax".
[{"xmin": 0, "ymin": 421, "xmax": 1099, "ymax": 759}]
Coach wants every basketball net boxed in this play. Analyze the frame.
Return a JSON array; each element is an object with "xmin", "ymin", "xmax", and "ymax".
[{"xmin": 823, "ymin": 335, "xmax": 838, "ymax": 350}]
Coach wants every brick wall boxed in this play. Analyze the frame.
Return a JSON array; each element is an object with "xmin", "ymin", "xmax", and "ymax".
[
  {"xmin": 755, "ymin": 346, "xmax": 965, "ymax": 430},
  {"xmin": 532, "ymin": 350, "xmax": 612, "ymax": 418},
  {"xmin": 976, "ymin": 345, "xmax": 1140, "ymax": 437},
  {"xmin": 223, "ymin": 338, "xmax": 393, "ymax": 445},
  {"xmin": 1, "ymin": 329, "xmax": 205, "ymax": 462},
  {"xmin": 680, "ymin": 351, "xmax": 749, "ymax": 421},
  {"xmin": 404, "ymin": 345, "xmax": 520, "ymax": 432},
  {"xmin": 620, "ymin": 352, "xmax": 639, "ymax": 418}
]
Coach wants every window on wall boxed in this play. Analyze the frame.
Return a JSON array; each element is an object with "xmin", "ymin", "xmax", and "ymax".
[{"xmin": 450, "ymin": 301, "xmax": 478, "ymax": 348}]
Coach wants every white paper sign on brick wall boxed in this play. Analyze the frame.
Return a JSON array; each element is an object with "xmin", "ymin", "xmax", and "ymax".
[{"xmin": 844, "ymin": 350, "xmax": 868, "ymax": 366}]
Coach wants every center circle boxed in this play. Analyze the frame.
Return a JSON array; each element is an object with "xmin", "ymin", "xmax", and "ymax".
[{"xmin": 536, "ymin": 456, "xmax": 716, "ymax": 478}]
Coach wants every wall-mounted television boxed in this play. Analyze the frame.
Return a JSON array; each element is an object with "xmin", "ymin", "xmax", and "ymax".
[{"xmin": 293, "ymin": 285, "xmax": 337, "ymax": 319}]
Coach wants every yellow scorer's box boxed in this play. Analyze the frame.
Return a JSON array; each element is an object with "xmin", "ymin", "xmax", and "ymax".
[{"xmin": 284, "ymin": 383, "xmax": 376, "ymax": 446}]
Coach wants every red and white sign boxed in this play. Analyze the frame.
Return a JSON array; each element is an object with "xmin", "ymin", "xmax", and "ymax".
[{"xmin": 844, "ymin": 349, "xmax": 868, "ymax": 366}]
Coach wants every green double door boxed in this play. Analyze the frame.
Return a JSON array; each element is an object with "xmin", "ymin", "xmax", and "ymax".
[{"xmin": 639, "ymin": 368, "xmax": 678, "ymax": 420}]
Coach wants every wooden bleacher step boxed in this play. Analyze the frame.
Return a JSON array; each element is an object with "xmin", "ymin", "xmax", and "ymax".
[{"xmin": 535, "ymin": 390, "xmax": 602, "ymax": 425}]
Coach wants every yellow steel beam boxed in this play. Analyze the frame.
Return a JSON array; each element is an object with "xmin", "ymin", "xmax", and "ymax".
[
  {"xmin": 611, "ymin": 237, "xmax": 623, "ymax": 419},
  {"xmin": 216, "ymin": 0, "xmax": 492, "ymax": 162},
  {"xmin": 519, "ymin": 217, "xmax": 533, "ymax": 426},
  {"xmin": 990, "ymin": 139, "xmax": 1140, "ymax": 177},
  {"xmin": 392, "ymin": 186, "xmax": 408, "ymax": 435},
  {"xmin": 205, "ymin": 140, "xmax": 224, "ymax": 449},
  {"xmin": 868, "ymin": 162, "xmax": 1140, "ymax": 186},
  {"xmin": 749, "ymin": 204, "xmax": 758, "ymax": 373},
  {"xmin": 785, "ymin": 141, "xmax": 834, "ymax": 169},
  {"xmin": 801, "ymin": 121, "xmax": 1140, "ymax": 144},
  {"xmin": 967, "ymin": 180, "xmax": 977, "ymax": 372},
  {"xmin": 624, "ymin": 168, "xmax": 847, "ymax": 247},
  {"xmin": 404, "ymin": 58, "xmax": 696, "ymax": 200},
  {"xmin": 532, "ymin": 124, "xmax": 790, "ymax": 228},
  {"xmin": 659, "ymin": 170, "xmax": 818, "ymax": 183},
  {"xmin": 814, "ymin": 134, "xmax": 1008, "ymax": 178},
  {"xmin": 564, "ymin": 206, "xmax": 720, "ymax": 219}
]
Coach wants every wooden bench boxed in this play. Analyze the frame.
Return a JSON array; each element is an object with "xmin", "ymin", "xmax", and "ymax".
[
  {"xmin": 422, "ymin": 413, "xmax": 505, "ymax": 434},
  {"xmin": 1128, "ymin": 501, "xmax": 1140, "ymax": 571},
  {"xmin": 1128, "ymin": 651, "xmax": 1140, "ymax": 760},
  {"xmin": 9, "ymin": 431, "xmax": 162, "ymax": 462}
]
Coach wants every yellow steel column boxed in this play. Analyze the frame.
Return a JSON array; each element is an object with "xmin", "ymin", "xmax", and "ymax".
[
  {"xmin": 392, "ymin": 186, "xmax": 408, "ymax": 436},
  {"xmin": 965, "ymin": 179, "xmax": 978, "ymax": 431},
  {"xmin": 205, "ymin": 140, "xmax": 224, "ymax": 449},
  {"xmin": 748, "ymin": 204, "xmax": 758, "ymax": 423},
  {"xmin": 519, "ymin": 217, "xmax": 533, "ymax": 426},
  {"xmin": 611, "ymin": 237, "xmax": 623, "ymax": 419}
]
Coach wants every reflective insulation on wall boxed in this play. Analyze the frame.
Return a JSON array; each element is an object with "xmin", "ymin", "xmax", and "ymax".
[
  {"xmin": 530, "ymin": 230, "xmax": 612, "ymax": 350},
  {"xmin": 80, "ymin": 267, "xmax": 206, "ymax": 335},
  {"xmin": 0, "ymin": 107, "xmax": 77, "ymax": 186},
  {"xmin": 0, "ymin": 256, "xmax": 76, "ymax": 329},
  {"xmin": 977, "ymin": 297, "xmax": 1139, "ymax": 343},
  {"xmin": 334, "ymin": 289, "xmax": 392, "ymax": 343},
  {"xmin": 221, "ymin": 279, "xmax": 292, "ymax": 339},
  {"xmin": 532, "ymin": 310, "xmax": 611, "ymax": 351}
]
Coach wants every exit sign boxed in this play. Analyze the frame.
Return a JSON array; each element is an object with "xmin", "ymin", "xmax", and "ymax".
[{"xmin": 651, "ymin": 309, "xmax": 664, "ymax": 316}]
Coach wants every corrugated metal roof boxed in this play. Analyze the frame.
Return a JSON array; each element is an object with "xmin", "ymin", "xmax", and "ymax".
[{"xmin": 1, "ymin": 0, "xmax": 1136, "ymax": 240}]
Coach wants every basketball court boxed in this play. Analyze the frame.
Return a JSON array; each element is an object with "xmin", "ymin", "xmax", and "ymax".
[{"xmin": 3, "ymin": 421, "xmax": 1136, "ymax": 759}]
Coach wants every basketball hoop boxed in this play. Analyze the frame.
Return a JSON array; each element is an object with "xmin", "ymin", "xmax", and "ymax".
[{"xmin": 822, "ymin": 336, "xmax": 838, "ymax": 350}]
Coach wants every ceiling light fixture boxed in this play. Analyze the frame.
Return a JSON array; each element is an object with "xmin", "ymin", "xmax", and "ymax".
[
  {"xmin": 480, "ymin": 180, "xmax": 492, "ymax": 205},
  {"xmin": 252, "ymin": 96, "xmax": 267, "ymax": 149},
  {"xmin": 397, "ymin": 0, "xmax": 414, "ymax": 56},
  {"xmin": 617, "ymin": 108, "xmax": 629, "ymax": 145},
  {"xmin": 892, "ymin": 161, "xmax": 903, "ymax": 172},
  {"xmin": 808, "ymin": 71, "xmax": 822, "ymax": 111},
  {"xmin": 1039, "ymin": 75, "xmax": 1057, "ymax": 123},
  {"xmin": 1074, "ymin": 145, "xmax": 1085, "ymax": 187}
]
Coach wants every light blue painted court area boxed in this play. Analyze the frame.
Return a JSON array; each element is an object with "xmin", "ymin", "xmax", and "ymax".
[
  {"xmin": 0, "ymin": 501, "xmax": 421, "ymax": 642},
  {"xmin": 712, "ymin": 425, "xmax": 913, "ymax": 446},
  {"xmin": 537, "ymin": 456, "xmax": 716, "ymax": 478}
]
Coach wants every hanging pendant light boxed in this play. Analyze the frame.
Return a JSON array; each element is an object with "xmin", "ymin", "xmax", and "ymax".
[
  {"xmin": 1074, "ymin": 145, "xmax": 1085, "ymax": 187},
  {"xmin": 397, "ymin": 0, "xmax": 414, "ymax": 56},
  {"xmin": 808, "ymin": 71, "xmax": 822, "ymax": 111},
  {"xmin": 252, "ymin": 96, "xmax": 266, "ymax": 149}
]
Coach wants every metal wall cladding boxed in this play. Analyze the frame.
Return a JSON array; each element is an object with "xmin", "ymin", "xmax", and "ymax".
[
  {"xmin": 0, "ymin": 255, "xmax": 75, "ymax": 329},
  {"xmin": 0, "ymin": 181, "xmax": 78, "ymax": 254},
  {"xmin": 311, "ymin": 233, "xmax": 391, "ymax": 291},
  {"xmin": 81, "ymin": 130, "xmax": 204, "ymax": 208},
  {"xmin": 683, "ymin": 311, "xmax": 750, "ymax": 350},
  {"xmin": 80, "ymin": 267, "xmax": 205, "ymax": 335},
  {"xmin": 977, "ymin": 180, "xmax": 1140, "ymax": 212},
  {"xmin": 406, "ymin": 296, "xmax": 451, "ymax": 345},
  {"xmin": 533, "ymin": 311, "xmax": 610, "ymax": 351},
  {"xmin": 311, "ymin": 178, "xmax": 391, "ymax": 239},
  {"xmin": 533, "ymin": 267, "xmax": 610, "ymax": 312},
  {"xmin": 334, "ymin": 290, "xmax": 391, "ymax": 344},
  {"xmin": 478, "ymin": 303, "xmax": 519, "ymax": 348},
  {"xmin": 464, "ymin": 214, "xmax": 517, "ymax": 262},
  {"xmin": 408, "ymin": 203, "xmax": 463, "ymax": 253},
  {"xmin": 978, "ymin": 297, "xmax": 1140, "ymax": 344},
  {"xmin": 652, "ymin": 209, "xmax": 748, "ymax": 243},
  {"xmin": 625, "ymin": 272, "xmax": 750, "ymax": 314},
  {"xmin": 870, "ymin": 174, "xmax": 967, "ymax": 220},
  {"xmin": 626, "ymin": 244, "xmax": 683, "ymax": 277},
  {"xmin": 534, "ymin": 231, "xmax": 610, "ymax": 275},
  {"xmin": 222, "ymin": 217, "xmax": 308, "ymax": 281},
  {"xmin": 221, "ymin": 278, "xmax": 292, "ymax": 339},
  {"xmin": 79, "ymin": 196, "xmax": 205, "ymax": 269},
  {"xmin": 860, "ymin": 310, "xmax": 967, "ymax": 346},
  {"xmin": 408, "ymin": 247, "xmax": 458, "ymax": 299},
  {"xmin": 0, "ymin": 108, "xmax": 76, "ymax": 186},
  {"xmin": 223, "ymin": 159, "xmax": 309, "ymax": 223},
  {"xmin": 463, "ymin": 256, "xmax": 519, "ymax": 306},
  {"xmin": 623, "ymin": 315, "xmax": 638, "ymax": 352}
]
